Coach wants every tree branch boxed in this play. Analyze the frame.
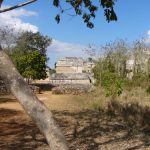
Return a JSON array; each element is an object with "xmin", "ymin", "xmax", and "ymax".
[{"xmin": 0, "ymin": 0, "xmax": 37, "ymax": 13}]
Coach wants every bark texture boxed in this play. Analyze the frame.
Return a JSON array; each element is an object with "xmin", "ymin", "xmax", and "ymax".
[{"xmin": 0, "ymin": 47, "xmax": 69, "ymax": 150}]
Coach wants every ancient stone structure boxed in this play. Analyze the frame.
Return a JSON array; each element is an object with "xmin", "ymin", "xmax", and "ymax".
[
  {"xmin": 50, "ymin": 73, "xmax": 94, "ymax": 85},
  {"xmin": 126, "ymin": 58, "xmax": 134, "ymax": 80},
  {"xmin": 51, "ymin": 57, "xmax": 95, "ymax": 85},
  {"xmin": 52, "ymin": 84, "xmax": 95, "ymax": 95},
  {"xmin": 55, "ymin": 57, "xmax": 95, "ymax": 74}
]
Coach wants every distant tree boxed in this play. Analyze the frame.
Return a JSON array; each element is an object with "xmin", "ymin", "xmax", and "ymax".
[
  {"xmin": 102, "ymin": 71, "xmax": 123, "ymax": 99},
  {"xmin": 93, "ymin": 40, "xmax": 128, "ymax": 99},
  {"xmin": 102, "ymin": 40, "xmax": 129, "ymax": 77},
  {"xmin": 0, "ymin": 26, "xmax": 18, "ymax": 51},
  {"xmin": 83, "ymin": 44, "xmax": 97, "ymax": 58},
  {"xmin": 93, "ymin": 40, "xmax": 129, "ymax": 85},
  {"xmin": 133, "ymin": 40, "xmax": 149, "ymax": 75},
  {"xmin": 10, "ymin": 31, "xmax": 51, "ymax": 82},
  {"xmin": 12, "ymin": 31, "xmax": 51, "ymax": 60},
  {"xmin": 13, "ymin": 51, "xmax": 47, "ymax": 82}
]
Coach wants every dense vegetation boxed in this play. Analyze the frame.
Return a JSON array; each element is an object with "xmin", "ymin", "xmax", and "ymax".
[
  {"xmin": 7, "ymin": 31, "xmax": 51, "ymax": 81},
  {"xmin": 92, "ymin": 39, "xmax": 150, "ymax": 98}
]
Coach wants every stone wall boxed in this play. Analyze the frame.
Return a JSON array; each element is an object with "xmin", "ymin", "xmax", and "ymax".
[
  {"xmin": 55, "ymin": 57, "xmax": 95, "ymax": 74},
  {"xmin": 50, "ymin": 73, "xmax": 93, "ymax": 85},
  {"xmin": 50, "ymin": 79, "xmax": 90, "ymax": 85},
  {"xmin": 56, "ymin": 66, "xmax": 83, "ymax": 74},
  {"xmin": 52, "ymin": 84, "xmax": 95, "ymax": 95}
]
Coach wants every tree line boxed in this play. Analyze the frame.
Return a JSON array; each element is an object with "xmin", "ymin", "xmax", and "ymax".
[{"xmin": 92, "ymin": 39, "xmax": 150, "ymax": 98}]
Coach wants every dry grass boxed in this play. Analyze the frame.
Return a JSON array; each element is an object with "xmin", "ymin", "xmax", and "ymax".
[
  {"xmin": 77, "ymin": 86, "xmax": 150, "ymax": 110},
  {"xmin": 119, "ymin": 87, "xmax": 150, "ymax": 106}
]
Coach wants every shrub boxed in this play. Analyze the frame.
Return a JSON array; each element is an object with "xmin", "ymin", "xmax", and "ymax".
[{"xmin": 101, "ymin": 71, "xmax": 124, "ymax": 99}]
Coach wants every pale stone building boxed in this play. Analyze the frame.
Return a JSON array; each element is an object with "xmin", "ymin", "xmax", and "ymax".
[
  {"xmin": 126, "ymin": 58, "xmax": 134, "ymax": 80},
  {"xmin": 50, "ymin": 57, "xmax": 95, "ymax": 85},
  {"xmin": 50, "ymin": 73, "xmax": 92, "ymax": 85},
  {"xmin": 55, "ymin": 57, "xmax": 95, "ymax": 74}
]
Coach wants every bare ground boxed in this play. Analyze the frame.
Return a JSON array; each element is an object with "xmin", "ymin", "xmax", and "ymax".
[{"xmin": 0, "ymin": 92, "xmax": 150, "ymax": 150}]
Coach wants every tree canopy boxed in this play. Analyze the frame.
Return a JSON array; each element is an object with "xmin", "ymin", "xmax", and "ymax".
[
  {"xmin": 13, "ymin": 51, "xmax": 47, "ymax": 80},
  {"xmin": 12, "ymin": 31, "xmax": 51, "ymax": 58},
  {"xmin": 10, "ymin": 31, "xmax": 51, "ymax": 80}
]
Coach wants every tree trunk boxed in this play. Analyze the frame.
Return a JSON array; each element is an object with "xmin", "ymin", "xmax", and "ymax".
[{"xmin": 0, "ymin": 47, "xmax": 69, "ymax": 150}]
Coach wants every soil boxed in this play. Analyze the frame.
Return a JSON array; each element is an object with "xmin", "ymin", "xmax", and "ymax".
[{"xmin": 0, "ymin": 92, "xmax": 150, "ymax": 150}]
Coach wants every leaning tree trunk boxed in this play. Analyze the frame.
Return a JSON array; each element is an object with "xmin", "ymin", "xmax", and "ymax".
[{"xmin": 0, "ymin": 47, "xmax": 69, "ymax": 150}]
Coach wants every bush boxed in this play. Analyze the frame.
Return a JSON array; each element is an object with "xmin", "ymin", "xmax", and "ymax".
[{"xmin": 101, "ymin": 71, "xmax": 124, "ymax": 99}]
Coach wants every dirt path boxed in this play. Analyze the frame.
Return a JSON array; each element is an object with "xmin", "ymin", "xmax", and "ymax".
[{"xmin": 0, "ymin": 92, "xmax": 150, "ymax": 150}]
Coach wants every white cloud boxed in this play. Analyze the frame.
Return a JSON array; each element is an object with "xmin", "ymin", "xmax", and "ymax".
[
  {"xmin": 148, "ymin": 30, "xmax": 150, "ymax": 35},
  {"xmin": 145, "ymin": 30, "xmax": 150, "ymax": 43},
  {"xmin": 0, "ymin": 6, "xmax": 38, "ymax": 33},
  {"xmin": 48, "ymin": 39, "xmax": 86, "ymax": 52}
]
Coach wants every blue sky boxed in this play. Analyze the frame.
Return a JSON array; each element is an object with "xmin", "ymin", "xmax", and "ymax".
[{"xmin": 1, "ymin": 0, "xmax": 150, "ymax": 67}]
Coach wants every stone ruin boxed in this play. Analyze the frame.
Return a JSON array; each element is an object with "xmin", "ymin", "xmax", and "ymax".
[
  {"xmin": 50, "ymin": 57, "xmax": 95, "ymax": 94},
  {"xmin": 52, "ymin": 84, "xmax": 95, "ymax": 95},
  {"xmin": 50, "ymin": 73, "xmax": 94, "ymax": 85}
]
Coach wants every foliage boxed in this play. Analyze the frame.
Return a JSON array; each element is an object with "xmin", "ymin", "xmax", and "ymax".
[
  {"xmin": 92, "ymin": 39, "xmax": 150, "ymax": 99},
  {"xmin": 93, "ymin": 40, "xmax": 128, "ymax": 81},
  {"xmin": 92, "ymin": 59, "xmax": 103, "ymax": 85},
  {"xmin": 0, "ymin": 0, "xmax": 117, "ymax": 29},
  {"xmin": 12, "ymin": 31, "xmax": 51, "ymax": 61},
  {"xmin": 11, "ymin": 31, "xmax": 51, "ymax": 80},
  {"xmin": 125, "ymin": 71, "xmax": 148, "ymax": 89},
  {"xmin": 92, "ymin": 40, "xmax": 129, "ymax": 99},
  {"xmin": 93, "ymin": 61, "xmax": 124, "ymax": 98},
  {"xmin": 53, "ymin": 0, "xmax": 117, "ymax": 28},
  {"xmin": 101, "ymin": 71, "xmax": 123, "ymax": 98},
  {"xmin": 13, "ymin": 51, "xmax": 47, "ymax": 80}
]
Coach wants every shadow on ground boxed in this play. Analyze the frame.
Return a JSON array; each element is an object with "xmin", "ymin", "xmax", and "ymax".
[
  {"xmin": 0, "ymin": 101, "xmax": 150, "ymax": 150},
  {"xmin": 0, "ymin": 97, "xmax": 17, "ymax": 104},
  {"xmin": 0, "ymin": 108, "xmax": 48, "ymax": 150}
]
